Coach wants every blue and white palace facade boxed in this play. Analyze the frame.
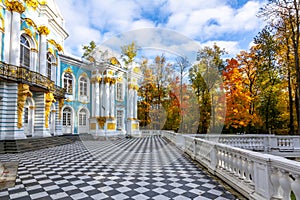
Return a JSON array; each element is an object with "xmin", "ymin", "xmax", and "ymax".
[{"xmin": 0, "ymin": 0, "xmax": 140, "ymax": 139}]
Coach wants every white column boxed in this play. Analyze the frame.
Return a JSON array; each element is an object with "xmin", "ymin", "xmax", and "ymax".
[
  {"xmin": 91, "ymin": 82, "xmax": 95, "ymax": 117},
  {"xmin": 94, "ymin": 81, "xmax": 100, "ymax": 117},
  {"xmin": 110, "ymin": 83, "xmax": 115, "ymax": 118},
  {"xmin": 9, "ymin": 11, "xmax": 21, "ymax": 66},
  {"xmin": 4, "ymin": 11, "xmax": 11, "ymax": 63},
  {"xmin": 39, "ymin": 34, "xmax": 47, "ymax": 76},
  {"xmin": 128, "ymin": 88, "xmax": 134, "ymax": 119},
  {"xmin": 100, "ymin": 82, "xmax": 104, "ymax": 116},
  {"xmin": 133, "ymin": 89, "xmax": 137, "ymax": 119},
  {"xmin": 104, "ymin": 81, "xmax": 110, "ymax": 117}
]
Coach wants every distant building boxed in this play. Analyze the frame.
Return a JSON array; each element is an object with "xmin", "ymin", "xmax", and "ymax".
[{"xmin": 0, "ymin": 0, "xmax": 140, "ymax": 140}]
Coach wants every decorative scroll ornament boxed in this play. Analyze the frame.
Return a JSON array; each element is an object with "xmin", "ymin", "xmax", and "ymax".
[
  {"xmin": 64, "ymin": 67, "xmax": 73, "ymax": 74},
  {"xmin": 110, "ymin": 57, "xmax": 120, "ymax": 66},
  {"xmin": 48, "ymin": 39, "xmax": 64, "ymax": 52},
  {"xmin": 24, "ymin": 18, "xmax": 38, "ymax": 29},
  {"xmin": 104, "ymin": 77, "xmax": 116, "ymax": 84},
  {"xmin": 5, "ymin": 0, "xmax": 25, "ymax": 13},
  {"xmin": 58, "ymin": 98, "xmax": 64, "ymax": 120},
  {"xmin": 17, "ymin": 84, "xmax": 32, "ymax": 128},
  {"xmin": 45, "ymin": 92, "xmax": 56, "ymax": 128},
  {"xmin": 38, "ymin": 0, "xmax": 47, "ymax": 5},
  {"xmin": 38, "ymin": 25, "xmax": 50, "ymax": 36},
  {"xmin": 128, "ymin": 83, "xmax": 139, "ymax": 90},
  {"xmin": 25, "ymin": 0, "xmax": 38, "ymax": 9},
  {"xmin": 23, "ymin": 28, "xmax": 32, "ymax": 37},
  {"xmin": 96, "ymin": 117, "xmax": 106, "ymax": 129}
]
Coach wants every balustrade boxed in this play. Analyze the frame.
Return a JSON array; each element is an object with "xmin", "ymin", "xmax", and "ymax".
[
  {"xmin": 162, "ymin": 131, "xmax": 300, "ymax": 200},
  {"xmin": 0, "ymin": 62, "xmax": 65, "ymax": 98}
]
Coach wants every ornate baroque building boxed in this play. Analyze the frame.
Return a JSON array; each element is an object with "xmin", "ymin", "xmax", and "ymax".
[{"xmin": 0, "ymin": 0, "xmax": 140, "ymax": 140}]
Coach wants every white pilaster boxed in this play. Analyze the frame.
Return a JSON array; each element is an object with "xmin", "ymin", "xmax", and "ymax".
[
  {"xmin": 95, "ymin": 82, "xmax": 100, "ymax": 117},
  {"xmin": 133, "ymin": 89, "xmax": 137, "ymax": 119},
  {"xmin": 39, "ymin": 34, "xmax": 47, "ymax": 76},
  {"xmin": 104, "ymin": 82, "xmax": 110, "ymax": 117},
  {"xmin": 9, "ymin": 11, "xmax": 21, "ymax": 66},
  {"xmin": 110, "ymin": 83, "xmax": 115, "ymax": 117},
  {"xmin": 91, "ymin": 82, "xmax": 95, "ymax": 117},
  {"xmin": 100, "ymin": 82, "xmax": 104, "ymax": 116},
  {"xmin": 4, "ymin": 11, "xmax": 11, "ymax": 63}
]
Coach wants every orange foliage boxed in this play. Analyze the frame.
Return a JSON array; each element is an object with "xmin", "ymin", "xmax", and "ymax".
[{"xmin": 223, "ymin": 58, "xmax": 255, "ymax": 129}]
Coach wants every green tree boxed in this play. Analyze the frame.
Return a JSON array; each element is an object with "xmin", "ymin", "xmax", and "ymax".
[
  {"xmin": 121, "ymin": 42, "xmax": 138, "ymax": 65},
  {"xmin": 189, "ymin": 44, "xmax": 226, "ymax": 133},
  {"xmin": 82, "ymin": 41, "xmax": 96, "ymax": 60}
]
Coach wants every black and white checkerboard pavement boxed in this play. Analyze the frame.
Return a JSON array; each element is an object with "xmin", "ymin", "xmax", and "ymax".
[{"xmin": 0, "ymin": 136, "xmax": 237, "ymax": 199}]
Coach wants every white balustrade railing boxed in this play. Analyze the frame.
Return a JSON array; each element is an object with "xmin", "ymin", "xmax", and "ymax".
[
  {"xmin": 162, "ymin": 131, "xmax": 300, "ymax": 200},
  {"xmin": 190, "ymin": 134, "xmax": 300, "ymax": 153}
]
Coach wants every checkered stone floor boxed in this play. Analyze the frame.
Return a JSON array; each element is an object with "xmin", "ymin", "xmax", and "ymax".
[{"xmin": 0, "ymin": 136, "xmax": 237, "ymax": 199}]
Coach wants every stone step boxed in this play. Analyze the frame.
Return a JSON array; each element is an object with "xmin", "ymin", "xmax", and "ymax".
[{"xmin": 0, "ymin": 135, "xmax": 81, "ymax": 154}]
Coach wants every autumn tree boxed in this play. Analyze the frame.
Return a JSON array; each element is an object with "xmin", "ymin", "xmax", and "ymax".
[
  {"xmin": 223, "ymin": 58, "xmax": 253, "ymax": 132},
  {"xmin": 189, "ymin": 44, "xmax": 226, "ymax": 133},
  {"xmin": 259, "ymin": 0, "xmax": 300, "ymax": 134},
  {"xmin": 121, "ymin": 42, "xmax": 138, "ymax": 65}
]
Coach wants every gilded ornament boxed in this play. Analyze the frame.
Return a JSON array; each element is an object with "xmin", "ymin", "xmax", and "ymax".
[
  {"xmin": 24, "ymin": 18, "xmax": 38, "ymax": 30},
  {"xmin": 17, "ymin": 84, "xmax": 32, "ymax": 129},
  {"xmin": 25, "ymin": 0, "xmax": 38, "ymax": 9},
  {"xmin": 48, "ymin": 39, "xmax": 64, "ymax": 52},
  {"xmin": 110, "ymin": 57, "xmax": 120, "ymax": 65},
  {"xmin": 58, "ymin": 98, "xmax": 64, "ymax": 119},
  {"xmin": 107, "ymin": 123, "xmax": 116, "ymax": 130},
  {"xmin": 64, "ymin": 67, "xmax": 73, "ymax": 74},
  {"xmin": 31, "ymin": 48, "xmax": 38, "ymax": 53},
  {"xmin": 45, "ymin": 92, "xmax": 56, "ymax": 128},
  {"xmin": 38, "ymin": 25, "xmax": 50, "ymax": 36},
  {"xmin": 47, "ymin": 48, "xmax": 54, "ymax": 55},
  {"xmin": 5, "ymin": 0, "xmax": 25, "ymax": 13},
  {"xmin": 0, "ymin": 13, "xmax": 4, "ymax": 32},
  {"xmin": 23, "ymin": 28, "xmax": 32, "ymax": 37},
  {"xmin": 81, "ymin": 72, "xmax": 88, "ymax": 77},
  {"xmin": 133, "ymin": 67, "xmax": 141, "ymax": 73},
  {"xmin": 96, "ymin": 117, "xmax": 106, "ymax": 129},
  {"xmin": 39, "ymin": 0, "xmax": 47, "ymax": 5}
]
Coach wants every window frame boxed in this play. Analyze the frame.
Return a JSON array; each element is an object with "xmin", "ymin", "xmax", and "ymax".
[
  {"xmin": 116, "ymin": 110, "xmax": 124, "ymax": 130},
  {"xmin": 78, "ymin": 108, "xmax": 87, "ymax": 126},
  {"xmin": 116, "ymin": 83, "xmax": 124, "ymax": 101},
  {"xmin": 20, "ymin": 34, "xmax": 31, "ymax": 68}
]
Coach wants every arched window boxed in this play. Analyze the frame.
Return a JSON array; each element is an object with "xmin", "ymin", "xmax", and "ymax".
[
  {"xmin": 79, "ymin": 77, "xmax": 87, "ymax": 96},
  {"xmin": 20, "ymin": 35, "xmax": 30, "ymax": 68},
  {"xmin": 116, "ymin": 83, "xmax": 124, "ymax": 101},
  {"xmin": 62, "ymin": 107, "xmax": 72, "ymax": 126},
  {"xmin": 79, "ymin": 109, "xmax": 87, "ymax": 126},
  {"xmin": 47, "ymin": 53, "xmax": 53, "ymax": 79},
  {"xmin": 63, "ymin": 73, "xmax": 73, "ymax": 94}
]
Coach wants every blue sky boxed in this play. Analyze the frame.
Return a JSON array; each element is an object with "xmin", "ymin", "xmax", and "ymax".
[{"xmin": 56, "ymin": 0, "xmax": 267, "ymax": 60}]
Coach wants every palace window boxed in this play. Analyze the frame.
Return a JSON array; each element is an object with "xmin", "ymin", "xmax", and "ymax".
[
  {"xmin": 79, "ymin": 108, "xmax": 87, "ymax": 126},
  {"xmin": 79, "ymin": 77, "xmax": 88, "ymax": 96},
  {"xmin": 116, "ymin": 83, "xmax": 123, "ymax": 101},
  {"xmin": 63, "ymin": 73, "xmax": 73, "ymax": 94},
  {"xmin": 47, "ymin": 53, "xmax": 53, "ymax": 79},
  {"xmin": 20, "ymin": 35, "xmax": 30, "ymax": 68},
  {"xmin": 117, "ymin": 110, "xmax": 123, "ymax": 129},
  {"xmin": 62, "ymin": 107, "xmax": 72, "ymax": 126}
]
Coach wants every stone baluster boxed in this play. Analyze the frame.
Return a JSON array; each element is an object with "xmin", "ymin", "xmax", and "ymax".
[
  {"xmin": 291, "ymin": 175, "xmax": 300, "ymax": 200},
  {"xmin": 248, "ymin": 160, "xmax": 254, "ymax": 184},
  {"xmin": 279, "ymin": 170, "xmax": 292, "ymax": 200},
  {"xmin": 270, "ymin": 167, "xmax": 282, "ymax": 199}
]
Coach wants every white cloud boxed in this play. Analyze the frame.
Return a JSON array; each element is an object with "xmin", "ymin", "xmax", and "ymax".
[{"xmin": 55, "ymin": 0, "xmax": 266, "ymax": 58}]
